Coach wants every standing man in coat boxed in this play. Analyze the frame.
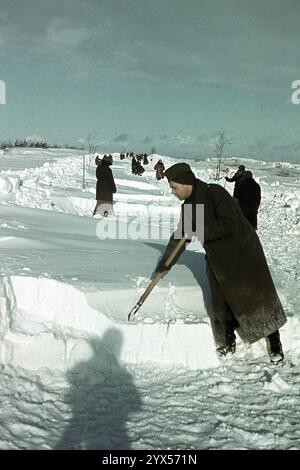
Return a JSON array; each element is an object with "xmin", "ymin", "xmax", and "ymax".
[
  {"xmin": 93, "ymin": 154, "xmax": 116, "ymax": 217},
  {"xmin": 154, "ymin": 163, "xmax": 286, "ymax": 364},
  {"xmin": 234, "ymin": 171, "xmax": 261, "ymax": 230},
  {"xmin": 154, "ymin": 159, "xmax": 165, "ymax": 180}
]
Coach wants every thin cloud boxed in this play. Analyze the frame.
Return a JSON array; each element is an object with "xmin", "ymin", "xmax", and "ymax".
[
  {"xmin": 141, "ymin": 136, "xmax": 154, "ymax": 144},
  {"xmin": 43, "ymin": 19, "xmax": 95, "ymax": 52},
  {"xmin": 1, "ymin": 1, "xmax": 299, "ymax": 90},
  {"xmin": 112, "ymin": 133, "xmax": 131, "ymax": 143}
]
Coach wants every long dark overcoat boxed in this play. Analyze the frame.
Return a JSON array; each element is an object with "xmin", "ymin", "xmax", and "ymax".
[
  {"xmin": 154, "ymin": 162, "xmax": 165, "ymax": 180},
  {"xmin": 235, "ymin": 178, "xmax": 261, "ymax": 213},
  {"xmin": 96, "ymin": 161, "xmax": 116, "ymax": 202},
  {"xmin": 160, "ymin": 179, "xmax": 287, "ymax": 344}
]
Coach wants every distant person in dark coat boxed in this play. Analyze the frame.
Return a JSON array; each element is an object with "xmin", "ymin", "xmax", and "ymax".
[
  {"xmin": 131, "ymin": 157, "xmax": 138, "ymax": 174},
  {"xmin": 93, "ymin": 154, "xmax": 116, "ymax": 217},
  {"xmin": 152, "ymin": 163, "xmax": 286, "ymax": 364},
  {"xmin": 235, "ymin": 171, "xmax": 261, "ymax": 230},
  {"xmin": 154, "ymin": 160, "xmax": 165, "ymax": 180},
  {"xmin": 225, "ymin": 164, "xmax": 246, "ymax": 198},
  {"xmin": 135, "ymin": 162, "xmax": 145, "ymax": 176}
]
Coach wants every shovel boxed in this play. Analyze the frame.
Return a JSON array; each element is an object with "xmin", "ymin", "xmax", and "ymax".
[{"xmin": 128, "ymin": 235, "xmax": 188, "ymax": 321}]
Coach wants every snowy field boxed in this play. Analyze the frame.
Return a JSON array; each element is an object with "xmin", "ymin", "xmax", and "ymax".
[{"xmin": 0, "ymin": 148, "xmax": 299, "ymax": 450}]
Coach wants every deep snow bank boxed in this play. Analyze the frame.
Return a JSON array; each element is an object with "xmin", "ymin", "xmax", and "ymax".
[
  {"xmin": 1, "ymin": 274, "xmax": 299, "ymax": 373},
  {"xmin": 0, "ymin": 276, "xmax": 219, "ymax": 370}
]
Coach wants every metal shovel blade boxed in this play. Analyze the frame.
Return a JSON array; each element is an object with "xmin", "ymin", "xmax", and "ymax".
[{"xmin": 128, "ymin": 302, "xmax": 141, "ymax": 321}]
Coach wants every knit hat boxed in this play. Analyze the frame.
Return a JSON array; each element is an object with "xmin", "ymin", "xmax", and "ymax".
[{"xmin": 164, "ymin": 163, "xmax": 196, "ymax": 184}]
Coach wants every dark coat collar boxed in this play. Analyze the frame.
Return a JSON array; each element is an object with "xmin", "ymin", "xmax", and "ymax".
[{"xmin": 184, "ymin": 179, "xmax": 208, "ymax": 204}]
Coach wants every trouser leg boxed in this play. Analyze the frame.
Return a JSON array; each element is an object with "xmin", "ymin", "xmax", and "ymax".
[
  {"xmin": 93, "ymin": 200, "xmax": 114, "ymax": 216},
  {"xmin": 93, "ymin": 200, "xmax": 101, "ymax": 215}
]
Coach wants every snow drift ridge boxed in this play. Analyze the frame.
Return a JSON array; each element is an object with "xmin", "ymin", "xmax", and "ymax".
[{"xmin": 0, "ymin": 276, "xmax": 219, "ymax": 370}]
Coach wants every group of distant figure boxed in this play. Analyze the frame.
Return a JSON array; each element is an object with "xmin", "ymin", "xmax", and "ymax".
[
  {"xmin": 92, "ymin": 152, "xmax": 161, "ymax": 217},
  {"xmin": 92, "ymin": 154, "xmax": 262, "ymax": 233},
  {"xmin": 131, "ymin": 157, "xmax": 145, "ymax": 176}
]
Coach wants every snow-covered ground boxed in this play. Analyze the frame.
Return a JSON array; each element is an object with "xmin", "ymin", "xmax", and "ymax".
[{"xmin": 0, "ymin": 148, "xmax": 299, "ymax": 450}]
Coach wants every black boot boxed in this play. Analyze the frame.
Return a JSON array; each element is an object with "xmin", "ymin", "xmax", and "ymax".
[
  {"xmin": 216, "ymin": 340, "xmax": 236, "ymax": 357},
  {"xmin": 216, "ymin": 320, "xmax": 237, "ymax": 358},
  {"xmin": 267, "ymin": 330, "xmax": 284, "ymax": 364}
]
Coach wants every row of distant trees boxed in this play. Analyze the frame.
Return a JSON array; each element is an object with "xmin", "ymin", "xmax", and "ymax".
[
  {"xmin": 1, "ymin": 130, "xmax": 234, "ymax": 184},
  {"xmin": 0, "ymin": 139, "xmax": 84, "ymax": 151}
]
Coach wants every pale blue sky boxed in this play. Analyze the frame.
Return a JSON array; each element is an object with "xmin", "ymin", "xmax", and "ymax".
[{"xmin": 0, "ymin": 0, "xmax": 300, "ymax": 161}]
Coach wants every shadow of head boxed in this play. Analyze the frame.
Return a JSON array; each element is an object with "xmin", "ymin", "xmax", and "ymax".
[{"xmin": 89, "ymin": 328, "xmax": 123, "ymax": 361}]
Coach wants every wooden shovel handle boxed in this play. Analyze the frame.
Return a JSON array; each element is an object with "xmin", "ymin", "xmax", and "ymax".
[{"xmin": 139, "ymin": 235, "xmax": 188, "ymax": 305}]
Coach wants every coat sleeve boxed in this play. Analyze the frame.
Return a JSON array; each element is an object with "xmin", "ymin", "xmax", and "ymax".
[
  {"xmin": 226, "ymin": 169, "xmax": 244, "ymax": 182},
  {"xmin": 154, "ymin": 206, "xmax": 191, "ymax": 272},
  {"xmin": 109, "ymin": 169, "xmax": 117, "ymax": 193},
  {"xmin": 225, "ymin": 176, "xmax": 236, "ymax": 182},
  {"xmin": 96, "ymin": 165, "xmax": 101, "ymax": 180}
]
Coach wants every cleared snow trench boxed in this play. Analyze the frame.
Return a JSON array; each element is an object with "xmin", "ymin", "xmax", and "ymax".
[{"xmin": 0, "ymin": 276, "xmax": 219, "ymax": 371}]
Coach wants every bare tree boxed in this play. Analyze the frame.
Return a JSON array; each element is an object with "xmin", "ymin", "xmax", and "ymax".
[
  {"xmin": 150, "ymin": 146, "xmax": 156, "ymax": 162},
  {"xmin": 82, "ymin": 130, "xmax": 99, "ymax": 190},
  {"xmin": 86, "ymin": 130, "xmax": 99, "ymax": 155},
  {"xmin": 213, "ymin": 130, "xmax": 232, "ymax": 180}
]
